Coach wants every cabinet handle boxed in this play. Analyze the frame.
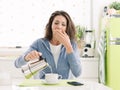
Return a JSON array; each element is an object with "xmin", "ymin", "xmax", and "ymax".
[{"xmin": 110, "ymin": 42, "xmax": 120, "ymax": 45}]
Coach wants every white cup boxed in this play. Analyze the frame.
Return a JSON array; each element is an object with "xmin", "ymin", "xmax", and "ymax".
[{"xmin": 45, "ymin": 73, "xmax": 62, "ymax": 84}]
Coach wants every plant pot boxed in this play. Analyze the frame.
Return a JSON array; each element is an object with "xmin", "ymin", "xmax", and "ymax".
[{"xmin": 116, "ymin": 10, "xmax": 120, "ymax": 14}]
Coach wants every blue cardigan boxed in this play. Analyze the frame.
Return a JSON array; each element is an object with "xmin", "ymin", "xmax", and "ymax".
[{"xmin": 14, "ymin": 38, "xmax": 81, "ymax": 79}]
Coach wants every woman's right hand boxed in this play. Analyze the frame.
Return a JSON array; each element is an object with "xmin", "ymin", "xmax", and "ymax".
[{"xmin": 24, "ymin": 50, "xmax": 42, "ymax": 62}]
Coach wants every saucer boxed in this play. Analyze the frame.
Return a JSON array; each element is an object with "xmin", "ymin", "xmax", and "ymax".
[{"xmin": 42, "ymin": 80, "xmax": 59, "ymax": 85}]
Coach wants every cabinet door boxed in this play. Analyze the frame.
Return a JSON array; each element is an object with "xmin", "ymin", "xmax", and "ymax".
[
  {"xmin": 81, "ymin": 60, "xmax": 98, "ymax": 77},
  {"xmin": 109, "ymin": 18, "xmax": 120, "ymax": 38},
  {"xmin": 107, "ymin": 45, "xmax": 120, "ymax": 90},
  {"xmin": 79, "ymin": 58, "xmax": 98, "ymax": 82},
  {"xmin": 0, "ymin": 59, "xmax": 24, "ymax": 79}
]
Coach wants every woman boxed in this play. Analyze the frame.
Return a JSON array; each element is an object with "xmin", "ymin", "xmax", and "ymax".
[{"xmin": 14, "ymin": 10, "xmax": 81, "ymax": 79}]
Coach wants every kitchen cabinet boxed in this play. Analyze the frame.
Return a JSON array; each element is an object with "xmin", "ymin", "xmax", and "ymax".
[
  {"xmin": 0, "ymin": 48, "xmax": 26, "ymax": 79},
  {"xmin": 0, "ymin": 57, "xmax": 24, "ymax": 79},
  {"xmin": 78, "ymin": 57, "xmax": 99, "ymax": 82}
]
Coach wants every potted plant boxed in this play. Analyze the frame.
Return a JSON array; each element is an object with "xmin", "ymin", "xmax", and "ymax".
[
  {"xmin": 109, "ymin": 1, "xmax": 120, "ymax": 14},
  {"xmin": 75, "ymin": 25, "xmax": 86, "ymax": 49}
]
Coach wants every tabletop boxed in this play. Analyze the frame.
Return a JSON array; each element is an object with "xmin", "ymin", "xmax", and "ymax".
[{"xmin": 0, "ymin": 79, "xmax": 112, "ymax": 90}]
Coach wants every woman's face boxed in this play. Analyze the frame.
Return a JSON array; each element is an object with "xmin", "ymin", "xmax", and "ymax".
[{"xmin": 52, "ymin": 15, "xmax": 67, "ymax": 34}]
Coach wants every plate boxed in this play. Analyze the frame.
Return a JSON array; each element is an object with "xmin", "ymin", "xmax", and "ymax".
[{"xmin": 42, "ymin": 80, "xmax": 59, "ymax": 85}]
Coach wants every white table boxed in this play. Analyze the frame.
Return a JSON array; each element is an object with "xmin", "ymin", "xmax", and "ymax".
[{"xmin": 0, "ymin": 79, "xmax": 112, "ymax": 90}]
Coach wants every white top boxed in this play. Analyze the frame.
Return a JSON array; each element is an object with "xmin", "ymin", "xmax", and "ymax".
[{"xmin": 49, "ymin": 43, "xmax": 61, "ymax": 68}]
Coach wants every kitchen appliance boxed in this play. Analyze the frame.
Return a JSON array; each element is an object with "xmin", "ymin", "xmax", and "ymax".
[
  {"xmin": 21, "ymin": 56, "xmax": 49, "ymax": 79},
  {"xmin": 84, "ymin": 30, "xmax": 93, "ymax": 44},
  {"xmin": 82, "ymin": 30, "xmax": 95, "ymax": 57},
  {"xmin": 106, "ymin": 17, "xmax": 120, "ymax": 90},
  {"xmin": 82, "ymin": 44, "xmax": 94, "ymax": 57}
]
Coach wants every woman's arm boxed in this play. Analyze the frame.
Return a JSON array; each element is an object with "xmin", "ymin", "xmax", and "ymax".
[
  {"xmin": 66, "ymin": 42, "xmax": 82, "ymax": 77},
  {"xmin": 14, "ymin": 40, "xmax": 39, "ymax": 68}
]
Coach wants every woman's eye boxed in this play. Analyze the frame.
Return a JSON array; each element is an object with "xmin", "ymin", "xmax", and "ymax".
[
  {"xmin": 55, "ymin": 22, "xmax": 59, "ymax": 25},
  {"xmin": 62, "ymin": 24, "xmax": 66, "ymax": 26},
  {"xmin": 54, "ymin": 22, "xmax": 66, "ymax": 27}
]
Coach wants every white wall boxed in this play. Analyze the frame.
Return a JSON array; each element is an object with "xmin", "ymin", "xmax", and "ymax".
[{"xmin": 0, "ymin": 0, "xmax": 91, "ymax": 47}]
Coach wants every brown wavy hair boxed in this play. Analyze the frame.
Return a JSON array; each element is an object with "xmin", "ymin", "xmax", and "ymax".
[{"xmin": 44, "ymin": 10, "xmax": 76, "ymax": 41}]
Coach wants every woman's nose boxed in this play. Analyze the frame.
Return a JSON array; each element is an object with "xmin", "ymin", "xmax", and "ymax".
[{"xmin": 57, "ymin": 24, "xmax": 62, "ymax": 29}]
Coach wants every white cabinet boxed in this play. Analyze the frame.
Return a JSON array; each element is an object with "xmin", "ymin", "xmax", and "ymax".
[
  {"xmin": 0, "ymin": 58, "xmax": 24, "ymax": 79},
  {"xmin": 79, "ymin": 57, "xmax": 99, "ymax": 82},
  {"xmin": 0, "ymin": 48, "xmax": 26, "ymax": 79}
]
